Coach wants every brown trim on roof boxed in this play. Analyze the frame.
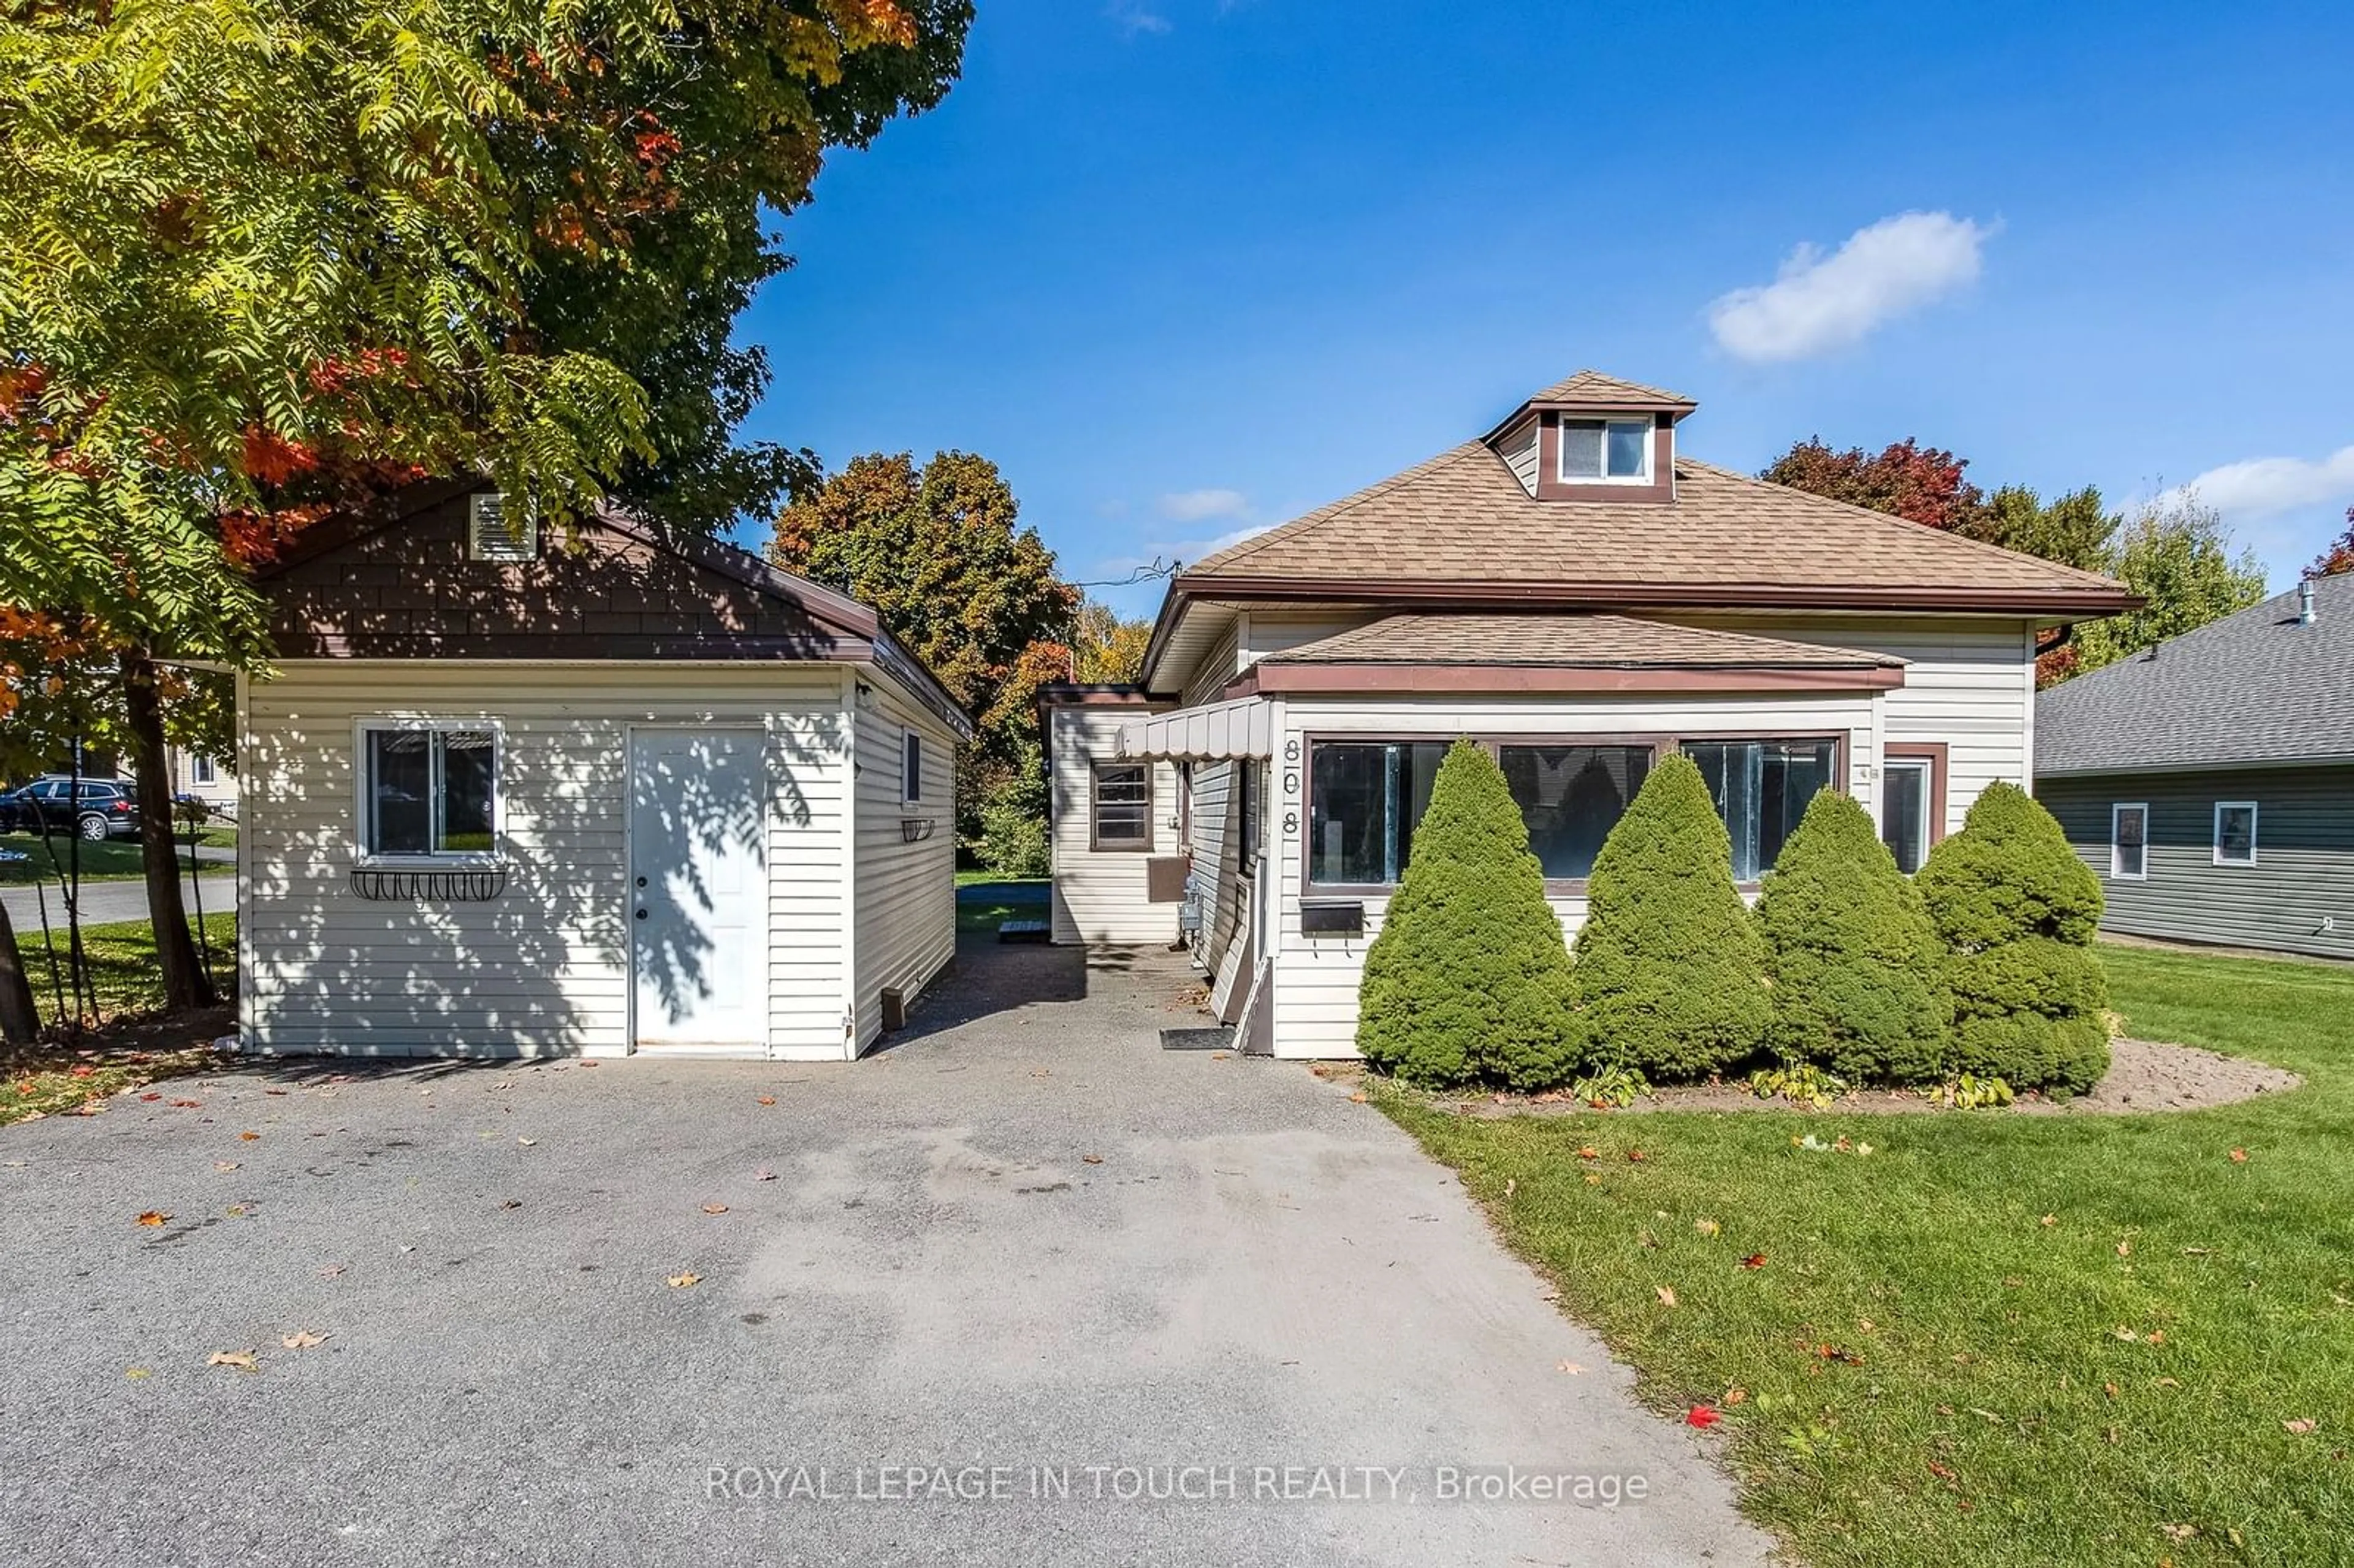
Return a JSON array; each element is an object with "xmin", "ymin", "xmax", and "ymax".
[
  {"xmin": 1227, "ymin": 663, "xmax": 1905, "ymax": 697},
  {"xmin": 1167, "ymin": 577, "xmax": 2143, "ymax": 615},
  {"xmin": 1533, "ymin": 413, "xmax": 1676, "ymax": 506},
  {"xmin": 1036, "ymin": 684, "xmax": 1163, "ymax": 707}
]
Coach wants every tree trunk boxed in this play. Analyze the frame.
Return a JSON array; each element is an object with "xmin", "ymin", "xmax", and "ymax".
[
  {"xmin": 0, "ymin": 897, "xmax": 39, "ymax": 1045},
  {"xmin": 120, "ymin": 650, "xmax": 218, "ymax": 1010}
]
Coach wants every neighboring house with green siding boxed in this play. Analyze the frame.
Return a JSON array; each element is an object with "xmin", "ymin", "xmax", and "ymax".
[{"xmin": 2035, "ymin": 572, "xmax": 2354, "ymax": 960}]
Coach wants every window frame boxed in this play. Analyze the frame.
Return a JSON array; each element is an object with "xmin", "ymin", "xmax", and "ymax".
[
  {"xmin": 1089, "ymin": 759, "xmax": 1154, "ymax": 853},
  {"xmin": 2110, "ymin": 802, "xmax": 2149, "ymax": 881},
  {"xmin": 1298, "ymin": 729, "xmax": 1848, "ymax": 895},
  {"xmin": 1555, "ymin": 416, "xmax": 1656, "ymax": 485},
  {"xmin": 1879, "ymin": 742, "xmax": 1948, "ymax": 875},
  {"xmin": 188, "ymin": 753, "xmax": 219, "ymax": 788},
  {"xmin": 352, "ymin": 717, "xmax": 505, "ymax": 867},
  {"xmin": 901, "ymin": 729, "xmax": 924, "ymax": 807},
  {"xmin": 2212, "ymin": 800, "xmax": 2258, "ymax": 866}
]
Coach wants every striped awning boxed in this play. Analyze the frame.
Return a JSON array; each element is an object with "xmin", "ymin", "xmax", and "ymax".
[{"xmin": 1118, "ymin": 696, "xmax": 1274, "ymax": 761}]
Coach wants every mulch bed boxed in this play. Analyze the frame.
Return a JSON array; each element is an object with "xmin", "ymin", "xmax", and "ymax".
[{"xmin": 1378, "ymin": 1037, "xmax": 2303, "ymax": 1119}]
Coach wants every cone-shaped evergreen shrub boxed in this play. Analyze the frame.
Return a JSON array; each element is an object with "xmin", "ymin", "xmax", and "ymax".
[
  {"xmin": 1569, "ymin": 753, "xmax": 1769, "ymax": 1079},
  {"xmin": 1917, "ymin": 782, "xmax": 2111, "ymax": 1092},
  {"xmin": 1357, "ymin": 739, "xmax": 1579, "ymax": 1090},
  {"xmin": 1753, "ymin": 789, "xmax": 1949, "ymax": 1083}
]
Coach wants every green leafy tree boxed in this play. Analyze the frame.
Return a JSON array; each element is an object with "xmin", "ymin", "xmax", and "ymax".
[
  {"xmin": 1967, "ymin": 484, "xmax": 2118, "ymax": 573},
  {"xmin": 769, "ymin": 452, "xmax": 1080, "ymax": 860},
  {"xmin": 1570, "ymin": 754, "xmax": 1770, "ymax": 1079},
  {"xmin": 1072, "ymin": 601, "xmax": 1152, "ymax": 685},
  {"xmin": 2070, "ymin": 493, "xmax": 2268, "ymax": 676},
  {"xmin": 1753, "ymin": 790, "xmax": 1948, "ymax": 1083},
  {"xmin": 3, "ymin": 0, "xmax": 970, "ymax": 1002},
  {"xmin": 1357, "ymin": 741, "xmax": 1579, "ymax": 1089},
  {"xmin": 1916, "ymin": 783, "xmax": 2110, "ymax": 1092}
]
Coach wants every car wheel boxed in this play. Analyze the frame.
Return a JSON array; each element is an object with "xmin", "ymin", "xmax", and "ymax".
[{"xmin": 78, "ymin": 813, "xmax": 111, "ymax": 841}]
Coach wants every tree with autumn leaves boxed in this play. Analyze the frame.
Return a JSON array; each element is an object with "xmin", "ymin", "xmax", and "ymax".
[
  {"xmin": 1764, "ymin": 437, "xmax": 2264, "ymax": 683},
  {"xmin": 0, "ymin": 0, "xmax": 972, "ymax": 1040}
]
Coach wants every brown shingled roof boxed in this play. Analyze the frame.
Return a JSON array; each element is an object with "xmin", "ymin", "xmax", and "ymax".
[
  {"xmin": 1260, "ymin": 613, "xmax": 1903, "ymax": 670},
  {"xmin": 1522, "ymin": 369, "xmax": 1697, "ymax": 412},
  {"xmin": 1180, "ymin": 444, "xmax": 2133, "ymax": 610}
]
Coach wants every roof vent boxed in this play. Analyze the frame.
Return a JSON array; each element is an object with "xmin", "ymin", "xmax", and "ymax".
[
  {"xmin": 468, "ymin": 492, "xmax": 537, "ymax": 562},
  {"xmin": 2299, "ymin": 577, "xmax": 2317, "ymax": 626}
]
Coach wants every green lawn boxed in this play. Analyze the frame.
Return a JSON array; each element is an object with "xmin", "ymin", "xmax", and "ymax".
[
  {"xmin": 955, "ymin": 877, "xmax": 1048, "ymax": 934},
  {"xmin": 0, "ymin": 831, "xmax": 226, "ymax": 884},
  {"xmin": 10, "ymin": 913, "xmax": 235, "ymax": 1019},
  {"xmin": 1379, "ymin": 944, "xmax": 2354, "ymax": 1567}
]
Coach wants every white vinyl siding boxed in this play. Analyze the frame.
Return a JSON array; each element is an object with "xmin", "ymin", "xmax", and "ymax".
[
  {"xmin": 1047, "ymin": 706, "xmax": 1179, "ymax": 945},
  {"xmin": 239, "ymin": 661, "xmax": 851, "ymax": 1059},
  {"xmin": 853, "ymin": 683, "xmax": 959, "ymax": 1052},
  {"xmin": 1267, "ymin": 688, "xmax": 1881, "ymax": 1058}
]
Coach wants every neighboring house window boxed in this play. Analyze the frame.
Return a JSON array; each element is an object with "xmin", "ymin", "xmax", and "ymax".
[
  {"xmin": 1306, "ymin": 740, "xmax": 1449, "ymax": 886},
  {"xmin": 188, "ymin": 754, "xmax": 218, "ymax": 787},
  {"xmin": 1559, "ymin": 417, "xmax": 1652, "ymax": 483},
  {"xmin": 1498, "ymin": 744, "xmax": 1653, "ymax": 881},
  {"xmin": 1092, "ymin": 762, "xmax": 1152, "ymax": 851},
  {"xmin": 360, "ymin": 723, "xmax": 498, "ymax": 859},
  {"xmin": 2111, "ymin": 803, "xmax": 2148, "ymax": 880},
  {"xmin": 1237, "ymin": 761, "xmax": 1259, "ymax": 874},
  {"xmin": 902, "ymin": 730, "xmax": 923, "ymax": 805},
  {"xmin": 2214, "ymin": 801, "xmax": 2257, "ymax": 866},
  {"xmin": 1683, "ymin": 738, "xmax": 1838, "ymax": 881}
]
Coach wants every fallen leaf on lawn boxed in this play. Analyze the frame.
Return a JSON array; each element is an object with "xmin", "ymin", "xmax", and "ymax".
[
  {"xmin": 2103, "ymin": 1381, "xmax": 2121, "ymax": 1399},
  {"xmin": 280, "ymin": 1331, "xmax": 326, "ymax": 1350},
  {"xmin": 2285, "ymin": 1418, "xmax": 2319, "ymax": 1435},
  {"xmin": 755, "ymin": 1095, "xmax": 776, "ymax": 1106},
  {"xmin": 753, "ymin": 1168, "xmax": 776, "ymax": 1182},
  {"xmin": 1083, "ymin": 1154, "xmax": 1105, "ymax": 1165},
  {"xmin": 700, "ymin": 1203, "xmax": 729, "ymax": 1216},
  {"xmin": 516, "ymin": 1138, "xmax": 537, "ymax": 1147},
  {"xmin": 1694, "ymin": 1218, "xmax": 1720, "ymax": 1236},
  {"xmin": 1626, "ymin": 1149, "xmax": 1646, "ymax": 1163},
  {"xmin": 238, "ymin": 1130, "xmax": 259, "ymax": 1141},
  {"xmin": 2112, "ymin": 1326, "xmax": 2142, "ymax": 1342},
  {"xmin": 2159, "ymin": 1524, "xmax": 2196, "ymax": 1542},
  {"xmin": 2155, "ymin": 1377, "xmax": 2181, "ymax": 1388},
  {"xmin": 2147, "ymin": 1330, "xmax": 2166, "ymax": 1345},
  {"xmin": 1577, "ymin": 1146, "xmax": 1600, "ymax": 1160},
  {"xmin": 207, "ymin": 1350, "xmax": 257, "ymax": 1371},
  {"xmin": 1655, "ymin": 1285, "xmax": 1678, "ymax": 1308},
  {"xmin": 1723, "ymin": 1387, "xmax": 1748, "ymax": 1406},
  {"xmin": 2229, "ymin": 1148, "xmax": 2249, "ymax": 1163},
  {"xmin": 666, "ymin": 1273, "xmax": 702, "ymax": 1289},
  {"xmin": 2040, "ymin": 1214, "xmax": 2058, "ymax": 1227},
  {"xmin": 2116, "ymin": 1238, "xmax": 2133, "ymax": 1257},
  {"xmin": 135, "ymin": 1211, "xmax": 170, "ymax": 1227},
  {"xmin": 1503, "ymin": 1178, "xmax": 1515, "ymax": 1198},
  {"xmin": 1685, "ymin": 1405, "xmax": 1721, "ymax": 1429},
  {"xmin": 1582, "ymin": 1173, "xmax": 1602, "ymax": 1186},
  {"xmin": 1349, "ymin": 1091, "xmax": 1368, "ymax": 1104},
  {"xmin": 125, "ymin": 1368, "xmax": 151, "ymax": 1380},
  {"xmin": 1740, "ymin": 1253, "xmax": 1769, "ymax": 1270},
  {"xmin": 69, "ymin": 1065, "xmax": 94, "ymax": 1078}
]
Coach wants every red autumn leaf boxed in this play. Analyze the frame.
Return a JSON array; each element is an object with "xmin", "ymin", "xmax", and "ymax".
[
  {"xmin": 2228, "ymin": 1149, "xmax": 2249, "ymax": 1163},
  {"xmin": 139, "ymin": 1092, "xmax": 162, "ymax": 1102},
  {"xmin": 1740, "ymin": 1253, "xmax": 1769, "ymax": 1269},
  {"xmin": 755, "ymin": 1095, "xmax": 776, "ymax": 1106},
  {"xmin": 1576, "ymin": 1147, "xmax": 1600, "ymax": 1160},
  {"xmin": 69, "ymin": 1065, "xmax": 95, "ymax": 1078},
  {"xmin": 1626, "ymin": 1149, "xmax": 1646, "ymax": 1163},
  {"xmin": 1686, "ymin": 1405, "xmax": 1722, "ymax": 1429}
]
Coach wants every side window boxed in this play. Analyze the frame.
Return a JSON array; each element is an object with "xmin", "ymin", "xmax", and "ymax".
[
  {"xmin": 902, "ymin": 730, "xmax": 923, "ymax": 806},
  {"xmin": 1091, "ymin": 762, "xmax": 1152, "ymax": 851},
  {"xmin": 2111, "ymin": 803, "xmax": 2148, "ymax": 880},
  {"xmin": 360, "ymin": 724, "xmax": 499, "ymax": 859},
  {"xmin": 1238, "ymin": 762, "xmax": 1259, "ymax": 874},
  {"xmin": 2214, "ymin": 802, "xmax": 2257, "ymax": 866}
]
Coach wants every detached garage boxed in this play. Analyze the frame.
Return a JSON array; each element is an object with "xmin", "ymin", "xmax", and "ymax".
[{"xmin": 235, "ymin": 480, "xmax": 970, "ymax": 1060}]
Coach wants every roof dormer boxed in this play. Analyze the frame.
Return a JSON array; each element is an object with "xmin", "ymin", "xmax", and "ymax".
[{"xmin": 1484, "ymin": 370, "xmax": 1696, "ymax": 504}]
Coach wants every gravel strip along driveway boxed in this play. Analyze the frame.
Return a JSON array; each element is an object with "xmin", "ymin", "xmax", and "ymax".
[{"xmin": 1, "ymin": 938, "xmax": 1771, "ymax": 1567}]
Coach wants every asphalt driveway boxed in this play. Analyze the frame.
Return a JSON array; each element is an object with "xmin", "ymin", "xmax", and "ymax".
[{"xmin": 0, "ymin": 940, "xmax": 1771, "ymax": 1567}]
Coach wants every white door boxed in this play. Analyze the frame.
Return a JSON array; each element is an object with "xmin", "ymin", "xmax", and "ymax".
[{"xmin": 629, "ymin": 728, "xmax": 768, "ymax": 1049}]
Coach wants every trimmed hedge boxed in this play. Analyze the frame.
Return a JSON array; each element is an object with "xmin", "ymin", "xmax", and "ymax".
[
  {"xmin": 1918, "ymin": 782, "xmax": 2111, "ymax": 1092},
  {"xmin": 1357, "ymin": 739, "xmax": 1579, "ymax": 1089},
  {"xmin": 1754, "ymin": 788, "xmax": 1949, "ymax": 1083},
  {"xmin": 1570, "ymin": 753, "xmax": 1769, "ymax": 1079}
]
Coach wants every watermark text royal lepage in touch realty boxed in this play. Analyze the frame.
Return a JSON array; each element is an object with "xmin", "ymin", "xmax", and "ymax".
[{"xmin": 705, "ymin": 1463, "xmax": 1650, "ymax": 1507}]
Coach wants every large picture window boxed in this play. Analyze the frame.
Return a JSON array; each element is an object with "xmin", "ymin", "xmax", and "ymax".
[
  {"xmin": 361, "ymin": 723, "xmax": 497, "ymax": 859},
  {"xmin": 1091, "ymin": 762, "xmax": 1152, "ymax": 850},
  {"xmin": 1308, "ymin": 740, "xmax": 1448, "ymax": 886},
  {"xmin": 1683, "ymin": 738, "xmax": 1837, "ymax": 881},
  {"xmin": 1498, "ymin": 745, "xmax": 1652, "ymax": 881}
]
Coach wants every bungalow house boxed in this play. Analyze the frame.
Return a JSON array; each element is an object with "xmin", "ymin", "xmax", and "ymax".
[
  {"xmin": 2035, "ymin": 571, "xmax": 2354, "ymax": 960},
  {"xmin": 1041, "ymin": 371, "xmax": 2138, "ymax": 1056},
  {"xmin": 234, "ymin": 480, "xmax": 970, "ymax": 1059}
]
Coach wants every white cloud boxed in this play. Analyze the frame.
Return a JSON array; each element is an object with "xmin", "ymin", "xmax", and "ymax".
[
  {"xmin": 1107, "ymin": 1, "xmax": 1171, "ymax": 35},
  {"xmin": 1156, "ymin": 487, "xmax": 1249, "ymax": 523},
  {"xmin": 2169, "ymin": 446, "xmax": 2354, "ymax": 520},
  {"xmin": 1708, "ymin": 211, "xmax": 1994, "ymax": 363}
]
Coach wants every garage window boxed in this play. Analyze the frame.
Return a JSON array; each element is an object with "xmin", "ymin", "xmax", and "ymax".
[{"xmin": 360, "ymin": 723, "xmax": 498, "ymax": 860}]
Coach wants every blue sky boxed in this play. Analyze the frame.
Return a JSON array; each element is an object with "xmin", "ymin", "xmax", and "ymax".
[{"xmin": 736, "ymin": 0, "xmax": 2354, "ymax": 617}]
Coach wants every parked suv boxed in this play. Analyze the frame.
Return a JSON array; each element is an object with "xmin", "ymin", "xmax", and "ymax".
[{"xmin": 0, "ymin": 777, "xmax": 142, "ymax": 840}]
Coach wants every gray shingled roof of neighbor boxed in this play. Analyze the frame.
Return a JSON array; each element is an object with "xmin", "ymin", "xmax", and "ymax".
[
  {"xmin": 1179, "ymin": 444, "xmax": 2132, "ymax": 601},
  {"xmin": 2036, "ymin": 571, "xmax": 2354, "ymax": 775},
  {"xmin": 1258, "ymin": 613, "xmax": 1903, "ymax": 670}
]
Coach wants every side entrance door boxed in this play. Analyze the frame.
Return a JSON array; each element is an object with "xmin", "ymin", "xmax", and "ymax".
[{"xmin": 629, "ymin": 728, "xmax": 768, "ymax": 1050}]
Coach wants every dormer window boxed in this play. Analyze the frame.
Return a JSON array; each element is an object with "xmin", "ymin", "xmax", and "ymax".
[{"xmin": 1559, "ymin": 418, "xmax": 1653, "ymax": 484}]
